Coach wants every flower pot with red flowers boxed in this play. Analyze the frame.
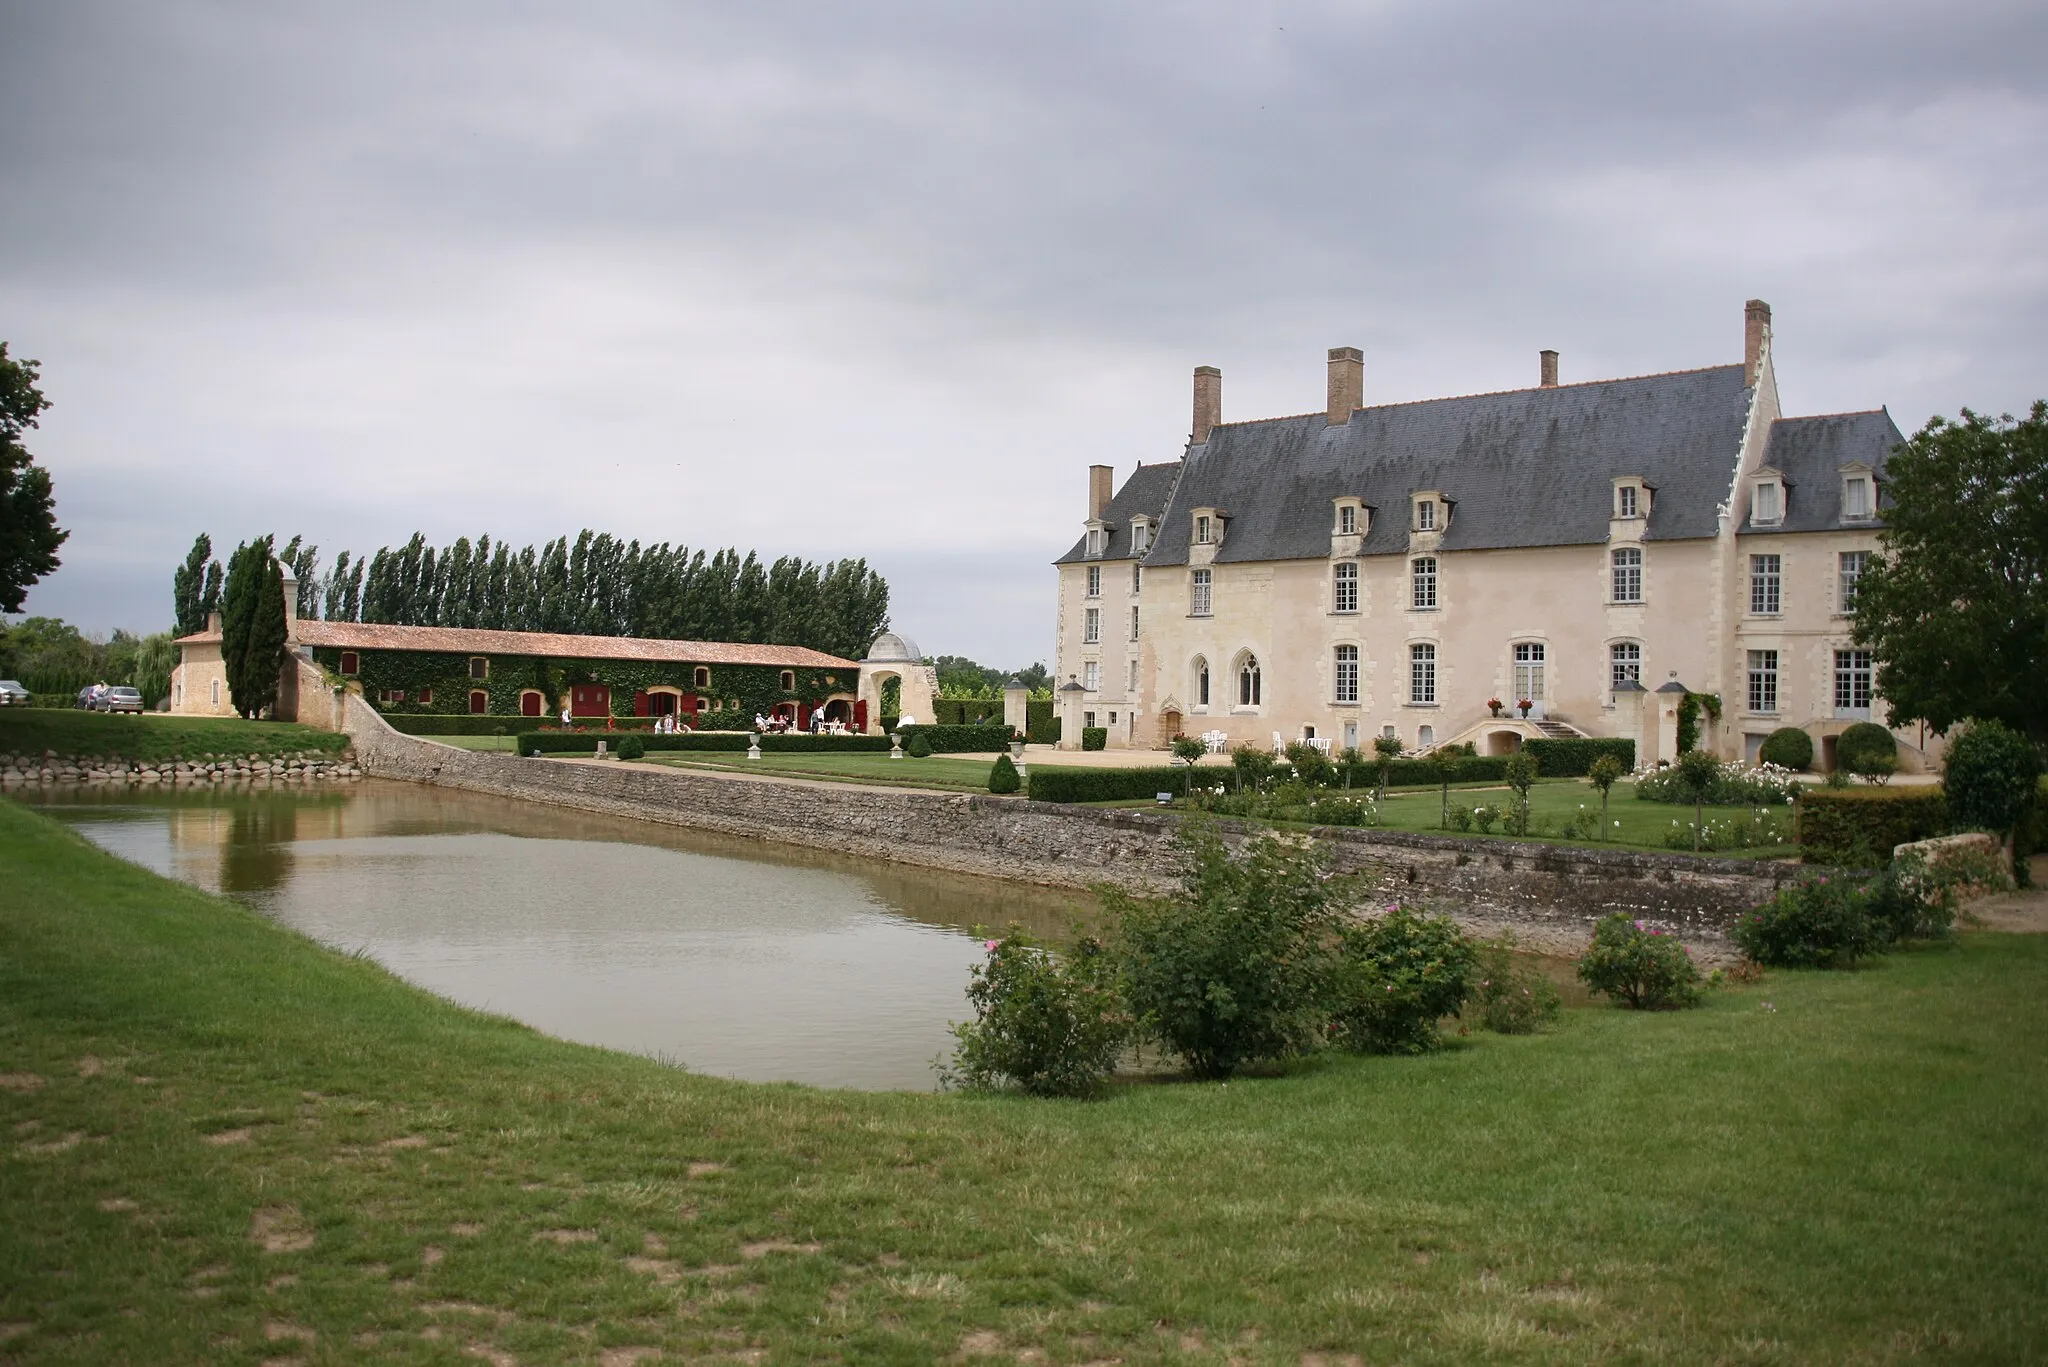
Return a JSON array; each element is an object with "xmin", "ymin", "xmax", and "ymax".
[
  {"xmin": 1517, "ymin": 699, "xmax": 1533, "ymax": 718},
  {"xmin": 1487, "ymin": 698, "xmax": 1503, "ymax": 717}
]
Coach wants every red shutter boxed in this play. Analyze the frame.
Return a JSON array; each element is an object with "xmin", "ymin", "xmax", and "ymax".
[
  {"xmin": 854, "ymin": 700, "xmax": 868, "ymax": 732},
  {"xmin": 634, "ymin": 690, "xmax": 649, "ymax": 717},
  {"xmin": 470, "ymin": 690, "xmax": 487, "ymax": 714},
  {"xmin": 798, "ymin": 702, "xmax": 813, "ymax": 729}
]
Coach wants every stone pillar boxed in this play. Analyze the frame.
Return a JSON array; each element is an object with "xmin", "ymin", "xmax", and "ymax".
[
  {"xmin": 1002, "ymin": 677, "xmax": 1029, "ymax": 738},
  {"xmin": 1654, "ymin": 681, "xmax": 1688, "ymax": 764},
  {"xmin": 1057, "ymin": 677, "xmax": 1086, "ymax": 752}
]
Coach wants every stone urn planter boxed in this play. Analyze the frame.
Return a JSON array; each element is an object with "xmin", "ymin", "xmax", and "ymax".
[
  {"xmin": 1517, "ymin": 700, "xmax": 1533, "ymax": 719},
  {"xmin": 1488, "ymin": 699, "xmax": 1503, "ymax": 718},
  {"xmin": 889, "ymin": 732, "xmax": 904, "ymax": 760}
]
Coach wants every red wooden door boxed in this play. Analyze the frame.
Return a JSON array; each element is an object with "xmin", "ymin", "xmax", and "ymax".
[
  {"xmin": 571, "ymin": 685, "xmax": 611, "ymax": 717},
  {"xmin": 521, "ymin": 691, "xmax": 542, "ymax": 717},
  {"xmin": 854, "ymin": 700, "xmax": 868, "ymax": 732}
]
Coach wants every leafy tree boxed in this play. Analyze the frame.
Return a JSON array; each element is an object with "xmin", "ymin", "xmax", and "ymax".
[
  {"xmin": 173, "ymin": 534, "xmax": 217, "ymax": 636},
  {"xmin": 1172, "ymin": 735, "xmax": 1207, "ymax": 800},
  {"xmin": 1503, "ymin": 751, "xmax": 1538, "ymax": 836},
  {"xmin": 1372, "ymin": 733, "xmax": 1404, "ymax": 801},
  {"xmin": 1854, "ymin": 403, "xmax": 2048, "ymax": 750},
  {"xmin": 130, "ymin": 632, "xmax": 178, "ymax": 708},
  {"xmin": 1675, "ymin": 749, "xmax": 1722, "ymax": 851},
  {"xmin": 220, "ymin": 537, "xmax": 286, "ymax": 717},
  {"xmin": 1588, "ymin": 754, "xmax": 1626, "ymax": 841},
  {"xmin": 0, "ymin": 343, "xmax": 67, "ymax": 612}
]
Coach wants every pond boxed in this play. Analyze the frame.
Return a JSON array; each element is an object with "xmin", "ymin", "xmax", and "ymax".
[{"xmin": 25, "ymin": 780, "xmax": 1087, "ymax": 1091}]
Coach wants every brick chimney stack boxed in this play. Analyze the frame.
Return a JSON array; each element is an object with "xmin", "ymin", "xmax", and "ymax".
[
  {"xmin": 1088, "ymin": 464, "xmax": 1113, "ymax": 522},
  {"xmin": 279, "ymin": 567, "xmax": 298, "ymax": 632},
  {"xmin": 1539, "ymin": 350, "xmax": 1559, "ymax": 388},
  {"xmin": 1326, "ymin": 346, "xmax": 1363, "ymax": 425},
  {"xmin": 1744, "ymin": 299, "xmax": 1772, "ymax": 387},
  {"xmin": 1192, "ymin": 365, "xmax": 1221, "ymax": 444}
]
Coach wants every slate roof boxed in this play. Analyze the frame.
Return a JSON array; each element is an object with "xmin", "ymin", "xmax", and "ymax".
[
  {"xmin": 1053, "ymin": 461, "xmax": 1184, "ymax": 564},
  {"xmin": 175, "ymin": 619, "xmax": 856, "ymax": 669},
  {"xmin": 1125, "ymin": 366, "xmax": 1760, "ymax": 566},
  {"xmin": 1740, "ymin": 410, "xmax": 1903, "ymax": 535}
]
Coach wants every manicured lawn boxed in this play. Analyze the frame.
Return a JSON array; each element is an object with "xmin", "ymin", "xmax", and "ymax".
[
  {"xmin": 421, "ymin": 734, "xmax": 518, "ymax": 752},
  {"xmin": 1368, "ymin": 778, "xmax": 1798, "ymax": 855},
  {"xmin": 648, "ymin": 751, "xmax": 1000, "ymax": 792},
  {"xmin": 3, "ymin": 797, "xmax": 2045, "ymax": 1363},
  {"xmin": 0, "ymin": 710, "xmax": 350, "ymax": 763}
]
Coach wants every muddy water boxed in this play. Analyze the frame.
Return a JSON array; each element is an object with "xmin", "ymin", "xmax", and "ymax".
[{"xmin": 26, "ymin": 780, "xmax": 1089, "ymax": 1091}]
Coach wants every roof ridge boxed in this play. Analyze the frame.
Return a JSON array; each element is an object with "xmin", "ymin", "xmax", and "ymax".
[
  {"xmin": 1773, "ymin": 407, "xmax": 1888, "ymax": 422},
  {"xmin": 1202, "ymin": 363, "xmax": 1745, "ymax": 433}
]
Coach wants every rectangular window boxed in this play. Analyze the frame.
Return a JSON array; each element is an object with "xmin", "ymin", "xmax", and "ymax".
[
  {"xmin": 1131, "ymin": 523, "xmax": 1149, "ymax": 553},
  {"xmin": 1191, "ymin": 569, "xmax": 1211, "ymax": 617},
  {"xmin": 1750, "ymin": 554, "xmax": 1782, "ymax": 614},
  {"xmin": 1333, "ymin": 562, "xmax": 1358, "ymax": 613},
  {"xmin": 1086, "ymin": 565, "xmax": 1101, "ymax": 597},
  {"xmin": 1084, "ymin": 710, "xmax": 1096, "ymax": 728},
  {"xmin": 1610, "ymin": 641, "xmax": 1641, "ymax": 689},
  {"xmin": 1834, "ymin": 649, "xmax": 1873, "ymax": 713},
  {"xmin": 1409, "ymin": 644, "xmax": 1436, "ymax": 705},
  {"xmin": 1411, "ymin": 557, "xmax": 1437, "ymax": 609},
  {"xmin": 1334, "ymin": 644, "xmax": 1359, "ymax": 704},
  {"xmin": 1195, "ymin": 515, "xmax": 1212, "ymax": 544},
  {"xmin": 416, "ymin": 688, "xmax": 432, "ymax": 706},
  {"xmin": 1839, "ymin": 551, "xmax": 1866, "ymax": 612},
  {"xmin": 1086, "ymin": 529, "xmax": 1105, "ymax": 556},
  {"xmin": 1618, "ymin": 485, "xmax": 1639, "ymax": 518},
  {"xmin": 469, "ymin": 656, "xmax": 489, "ymax": 680},
  {"xmin": 1083, "ymin": 608, "xmax": 1100, "ymax": 644},
  {"xmin": 338, "ymin": 651, "xmax": 359, "ymax": 675},
  {"xmin": 1337, "ymin": 504, "xmax": 1357, "ymax": 535},
  {"xmin": 1131, "ymin": 564, "xmax": 1142, "ymax": 594},
  {"xmin": 1130, "ymin": 606, "xmax": 1140, "ymax": 641},
  {"xmin": 1611, "ymin": 547, "xmax": 1642, "ymax": 603},
  {"xmin": 1416, "ymin": 500, "xmax": 1436, "ymax": 531},
  {"xmin": 1082, "ymin": 661, "xmax": 1100, "ymax": 692},
  {"xmin": 1513, "ymin": 642, "xmax": 1546, "ymax": 702},
  {"xmin": 1128, "ymin": 659, "xmax": 1140, "ymax": 691},
  {"xmin": 1844, "ymin": 477, "xmax": 1871, "ymax": 518},
  {"xmin": 1754, "ymin": 482, "xmax": 1782, "ymax": 523},
  {"xmin": 1747, "ymin": 649, "xmax": 1779, "ymax": 713}
]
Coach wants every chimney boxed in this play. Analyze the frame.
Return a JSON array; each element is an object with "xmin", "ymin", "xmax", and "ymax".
[
  {"xmin": 206, "ymin": 611, "xmax": 222, "ymax": 634},
  {"xmin": 279, "ymin": 567, "xmax": 299, "ymax": 631},
  {"xmin": 1192, "ymin": 365, "xmax": 1221, "ymax": 444},
  {"xmin": 1744, "ymin": 299, "xmax": 1772, "ymax": 387},
  {"xmin": 1539, "ymin": 349, "xmax": 1559, "ymax": 388},
  {"xmin": 1326, "ymin": 346, "xmax": 1363, "ymax": 425},
  {"xmin": 1088, "ymin": 464, "xmax": 1113, "ymax": 522}
]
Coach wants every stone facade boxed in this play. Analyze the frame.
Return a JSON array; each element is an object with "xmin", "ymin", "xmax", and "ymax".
[
  {"xmin": 344, "ymin": 695, "xmax": 1795, "ymax": 955},
  {"xmin": 0, "ymin": 748, "xmax": 360, "ymax": 788},
  {"xmin": 1054, "ymin": 301, "xmax": 1936, "ymax": 774}
]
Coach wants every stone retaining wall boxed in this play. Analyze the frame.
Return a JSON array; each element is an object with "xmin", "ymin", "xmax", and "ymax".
[
  {"xmin": 0, "ymin": 749, "xmax": 361, "ymax": 788},
  {"xmin": 344, "ymin": 695, "xmax": 1797, "ymax": 953}
]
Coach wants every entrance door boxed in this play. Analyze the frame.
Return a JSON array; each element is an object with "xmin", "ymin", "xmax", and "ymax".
[
  {"xmin": 649, "ymin": 692, "xmax": 678, "ymax": 718},
  {"xmin": 1513, "ymin": 644, "xmax": 1547, "ymax": 719},
  {"xmin": 570, "ymin": 684, "xmax": 611, "ymax": 718},
  {"xmin": 521, "ymin": 691, "xmax": 543, "ymax": 717}
]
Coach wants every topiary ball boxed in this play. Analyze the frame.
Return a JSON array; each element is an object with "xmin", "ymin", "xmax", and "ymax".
[
  {"xmin": 906, "ymin": 732, "xmax": 934, "ymax": 758},
  {"xmin": 617, "ymin": 735, "xmax": 647, "ymax": 761},
  {"xmin": 1836, "ymin": 721, "xmax": 1897, "ymax": 775},
  {"xmin": 1757, "ymin": 726, "xmax": 1813, "ymax": 771}
]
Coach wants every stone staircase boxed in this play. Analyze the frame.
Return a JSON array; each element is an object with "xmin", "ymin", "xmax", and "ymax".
[{"xmin": 1531, "ymin": 719, "xmax": 1587, "ymax": 740}]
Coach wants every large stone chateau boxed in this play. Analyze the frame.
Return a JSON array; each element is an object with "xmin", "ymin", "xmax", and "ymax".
[{"xmin": 1054, "ymin": 300, "xmax": 1929, "ymax": 772}]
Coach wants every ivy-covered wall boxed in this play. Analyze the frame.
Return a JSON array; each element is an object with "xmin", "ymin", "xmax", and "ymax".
[{"xmin": 310, "ymin": 647, "xmax": 855, "ymax": 723}]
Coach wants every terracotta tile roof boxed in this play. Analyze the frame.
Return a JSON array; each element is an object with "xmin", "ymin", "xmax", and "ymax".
[{"xmin": 174, "ymin": 620, "xmax": 857, "ymax": 669}]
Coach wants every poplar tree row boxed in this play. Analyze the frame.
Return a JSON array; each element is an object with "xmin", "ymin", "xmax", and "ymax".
[{"xmin": 176, "ymin": 530, "xmax": 892, "ymax": 664}]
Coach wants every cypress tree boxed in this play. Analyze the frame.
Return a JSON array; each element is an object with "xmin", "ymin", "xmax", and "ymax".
[
  {"xmin": 172, "ymin": 534, "xmax": 214, "ymax": 637},
  {"xmin": 219, "ymin": 537, "xmax": 282, "ymax": 717}
]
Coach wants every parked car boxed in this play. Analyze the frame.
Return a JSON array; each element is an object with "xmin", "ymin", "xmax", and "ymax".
[
  {"xmin": 102, "ymin": 686, "xmax": 145, "ymax": 714},
  {"xmin": 76, "ymin": 686, "xmax": 99, "ymax": 709},
  {"xmin": 0, "ymin": 680, "xmax": 29, "ymax": 707}
]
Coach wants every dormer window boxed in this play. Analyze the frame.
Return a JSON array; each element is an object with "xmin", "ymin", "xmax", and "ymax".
[
  {"xmin": 1336, "ymin": 503, "xmax": 1357, "ymax": 535},
  {"xmin": 1085, "ymin": 527, "xmax": 1107, "ymax": 556},
  {"xmin": 1618, "ymin": 485, "xmax": 1637, "ymax": 519},
  {"xmin": 1130, "ymin": 519, "xmax": 1150, "ymax": 553},
  {"xmin": 1415, "ymin": 499, "xmax": 1437, "ymax": 532},
  {"xmin": 1753, "ymin": 479, "xmax": 1784, "ymax": 525},
  {"xmin": 1196, "ymin": 515, "xmax": 1213, "ymax": 544},
  {"xmin": 1843, "ymin": 474, "xmax": 1873, "ymax": 520}
]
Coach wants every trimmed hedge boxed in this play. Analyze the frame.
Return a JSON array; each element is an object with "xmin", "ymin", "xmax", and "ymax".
[
  {"xmin": 1758, "ymin": 726, "xmax": 1814, "ymax": 771},
  {"xmin": 762, "ymin": 733, "xmax": 891, "ymax": 753},
  {"xmin": 1796, "ymin": 786, "xmax": 1949, "ymax": 866},
  {"xmin": 1027, "ymin": 766, "xmax": 1183, "ymax": 804},
  {"xmin": 895, "ymin": 724, "xmax": 1012, "ymax": 754},
  {"xmin": 384, "ymin": 714, "xmax": 549, "ymax": 736},
  {"xmin": 931, "ymin": 697, "xmax": 1005, "ymax": 727},
  {"xmin": 1081, "ymin": 727, "xmax": 1108, "ymax": 751},
  {"xmin": 1336, "ymin": 756, "xmax": 1511, "ymax": 788},
  {"xmin": 516, "ymin": 731, "xmax": 893, "ymax": 756},
  {"xmin": 1520, "ymin": 737, "xmax": 1635, "ymax": 778}
]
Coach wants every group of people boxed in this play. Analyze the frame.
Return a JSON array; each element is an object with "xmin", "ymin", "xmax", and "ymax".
[{"xmin": 752, "ymin": 709, "xmax": 849, "ymax": 735}]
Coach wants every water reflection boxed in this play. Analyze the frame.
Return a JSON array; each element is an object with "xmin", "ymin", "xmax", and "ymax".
[{"xmin": 26, "ymin": 781, "xmax": 1089, "ymax": 1090}]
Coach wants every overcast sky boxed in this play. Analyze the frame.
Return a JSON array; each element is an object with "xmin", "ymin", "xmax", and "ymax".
[{"xmin": 4, "ymin": 1, "xmax": 2044, "ymax": 666}]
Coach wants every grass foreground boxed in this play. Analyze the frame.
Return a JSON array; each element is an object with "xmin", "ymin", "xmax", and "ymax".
[
  {"xmin": 3, "ymin": 798, "xmax": 2045, "ymax": 1364},
  {"xmin": 0, "ymin": 711, "xmax": 350, "ymax": 764}
]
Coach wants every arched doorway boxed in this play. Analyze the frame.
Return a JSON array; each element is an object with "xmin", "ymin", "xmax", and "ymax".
[{"xmin": 1157, "ymin": 708, "xmax": 1183, "ymax": 748}]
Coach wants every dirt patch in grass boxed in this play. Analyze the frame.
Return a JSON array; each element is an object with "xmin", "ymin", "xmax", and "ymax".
[
  {"xmin": 251, "ymin": 1205, "xmax": 314, "ymax": 1253},
  {"xmin": 0, "ymin": 1072, "xmax": 45, "ymax": 1093}
]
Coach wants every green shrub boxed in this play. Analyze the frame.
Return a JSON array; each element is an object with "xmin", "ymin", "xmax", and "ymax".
[
  {"xmin": 1944, "ymin": 718, "xmax": 2043, "ymax": 840},
  {"xmin": 942, "ymin": 932, "xmax": 1128, "ymax": 1097},
  {"xmin": 1328, "ymin": 905, "xmax": 1475, "ymax": 1055},
  {"xmin": 879, "ymin": 714, "xmax": 900, "ymax": 736},
  {"xmin": 1105, "ymin": 827, "xmax": 1346, "ymax": 1079},
  {"xmin": 1336, "ymin": 755, "xmax": 1510, "ymax": 788},
  {"xmin": 1587, "ymin": 754, "xmax": 1626, "ymax": 840},
  {"xmin": 1795, "ymin": 787, "xmax": 1948, "ymax": 865},
  {"xmin": 1026, "ymin": 766, "xmax": 1183, "ymax": 804},
  {"xmin": 1081, "ymin": 726, "xmax": 1108, "ymax": 751},
  {"xmin": 906, "ymin": 732, "xmax": 934, "ymax": 758},
  {"xmin": 1521, "ymin": 736, "xmax": 1634, "ymax": 778},
  {"xmin": 1759, "ymin": 726, "xmax": 1814, "ymax": 771},
  {"xmin": 1467, "ymin": 934, "xmax": 1563, "ymax": 1034},
  {"xmin": 1503, "ymin": 752, "xmax": 1538, "ymax": 835},
  {"xmin": 1634, "ymin": 756, "xmax": 1798, "ymax": 806},
  {"xmin": 1576, "ymin": 914, "xmax": 1703, "ymax": 1010},
  {"xmin": 1837, "ymin": 721, "xmax": 1898, "ymax": 778},
  {"xmin": 1024, "ymin": 700, "xmax": 1060, "ymax": 745},
  {"xmin": 931, "ymin": 697, "xmax": 1004, "ymax": 727},
  {"xmin": 615, "ymin": 734, "xmax": 646, "ymax": 761},
  {"xmin": 988, "ymin": 753, "xmax": 1021, "ymax": 794},
  {"xmin": 383, "ymin": 714, "xmax": 557, "ymax": 737},
  {"xmin": 1734, "ymin": 877, "xmax": 1884, "ymax": 968},
  {"xmin": 895, "ymin": 723, "xmax": 1011, "ymax": 754}
]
